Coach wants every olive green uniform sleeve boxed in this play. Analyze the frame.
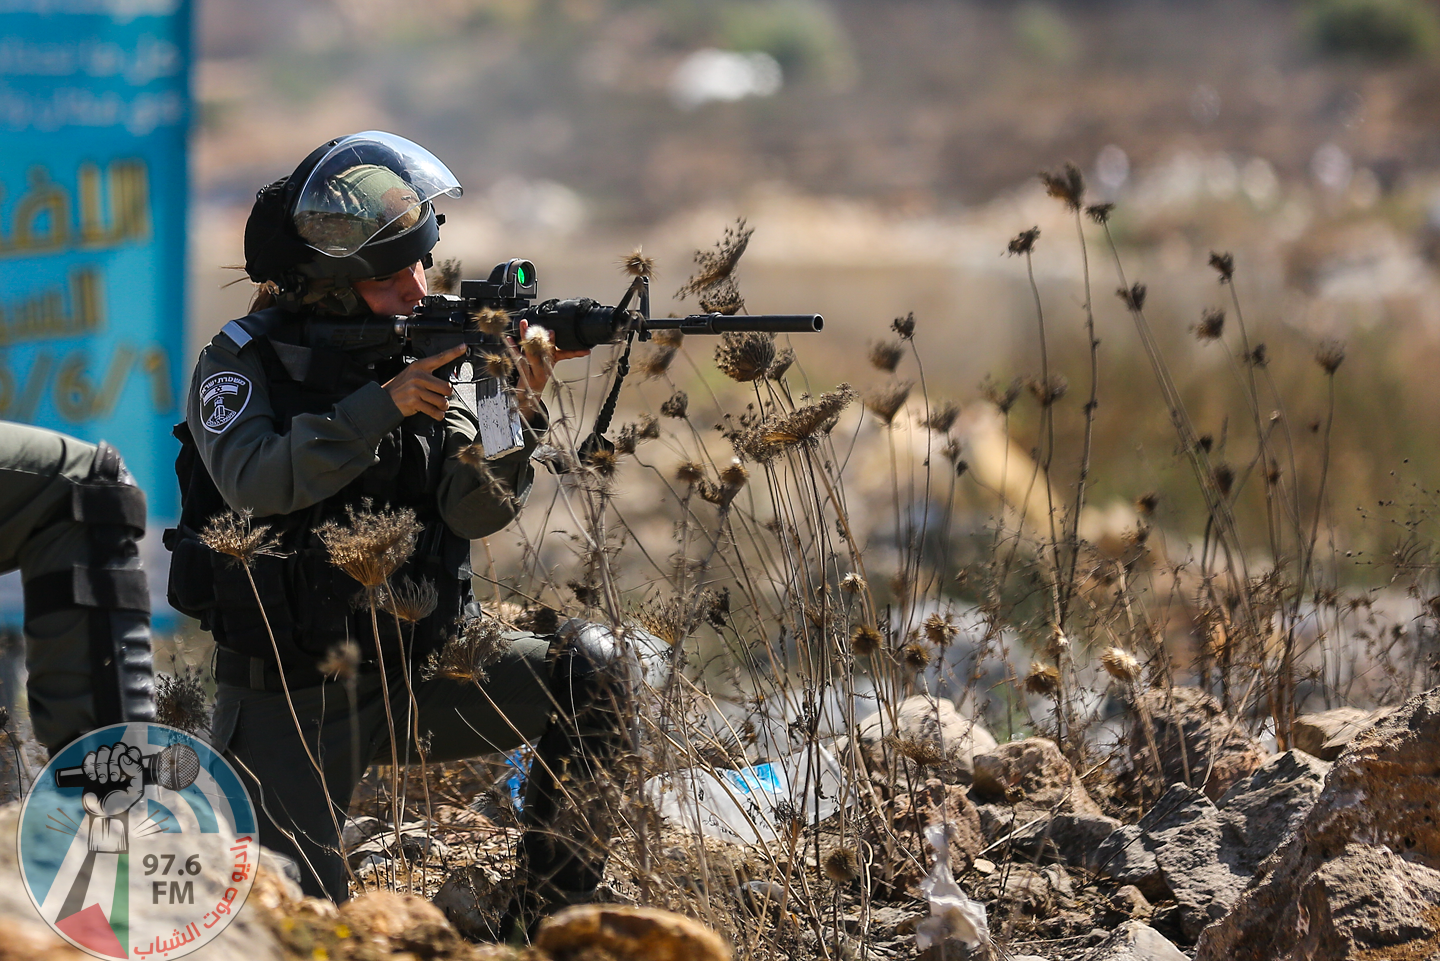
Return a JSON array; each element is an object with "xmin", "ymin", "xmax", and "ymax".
[
  {"xmin": 187, "ymin": 342, "xmax": 407, "ymax": 518},
  {"xmin": 436, "ymin": 392, "xmax": 546, "ymax": 540}
]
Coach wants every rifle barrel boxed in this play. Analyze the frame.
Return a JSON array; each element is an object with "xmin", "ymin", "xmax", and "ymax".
[{"xmin": 645, "ymin": 313, "xmax": 824, "ymax": 335}]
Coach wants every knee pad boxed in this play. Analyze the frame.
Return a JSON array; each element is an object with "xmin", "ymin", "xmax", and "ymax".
[
  {"xmin": 550, "ymin": 619, "xmax": 671, "ymax": 712},
  {"xmin": 23, "ymin": 441, "xmax": 156, "ymax": 727}
]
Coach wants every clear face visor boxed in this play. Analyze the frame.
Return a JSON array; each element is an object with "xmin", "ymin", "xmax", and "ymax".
[{"xmin": 291, "ymin": 131, "xmax": 462, "ymax": 258}]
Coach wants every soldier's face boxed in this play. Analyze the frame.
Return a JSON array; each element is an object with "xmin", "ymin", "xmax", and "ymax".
[{"xmin": 353, "ymin": 260, "xmax": 428, "ymax": 315}]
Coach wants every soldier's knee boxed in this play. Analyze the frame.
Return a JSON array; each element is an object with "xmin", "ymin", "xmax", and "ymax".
[{"xmin": 549, "ymin": 619, "xmax": 671, "ymax": 710}]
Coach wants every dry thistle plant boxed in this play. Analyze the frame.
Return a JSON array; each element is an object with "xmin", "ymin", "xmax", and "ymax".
[
  {"xmin": 155, "ymin": 667, "xmax": 210, "ymax": 738},
  {"xmin": 425, "ymin": 616, "xmax": 513, "ymax": 683},
  {"xmin": 319, "ymin": 640, "xmax": 361, "ymax": 680},
  {"xmin": 470, "ymin": 306, "xmax": 510, "ymax": 337},
  {"xmin": 428, "ymin": 257, "xmax": 462, "ymax": 294},
  {"xmin": 715, "ymin": 331, "xmax": 775, "ymax": 382},
  {"xmin": 381, "ymin": 576, "xmax": 439, "ymax": 624},
  {"xmin": 200, "ymin": 509, "xmax": 279, "ymax": 567},
  {"xmin": 620, "ymin": 245, "xmax": 655, "ymax": 278},
  {"xmin": 868, "ymin": 340, "xmax": 904, "ymax": 373},
  {"xmin": 317, "ymin": 502, "xmax": 421, "ymax": 591},
  {"xmin": 676, "ymin": 217, "xmax": 753, "ymax": 301},
  {"xmin": 864, "ymin": 381, "xmax": 913, "ymax": 425}
]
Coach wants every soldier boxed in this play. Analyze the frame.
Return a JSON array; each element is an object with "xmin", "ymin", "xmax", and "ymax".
[
  {"xmin": 166, "ymin": 131, "xmax": 660, "ymax": 937},
  {"xmin": 0, "ymin": 422, "xmax": 155, "ymax": 754}
]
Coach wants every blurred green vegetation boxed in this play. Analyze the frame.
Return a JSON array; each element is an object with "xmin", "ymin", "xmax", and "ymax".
[{"xmin": 1306, "ymin": 0, "xmax": 1440, "ymax": 61}]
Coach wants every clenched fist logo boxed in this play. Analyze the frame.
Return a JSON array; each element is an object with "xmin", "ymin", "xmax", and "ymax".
[{"xmin": 79, "ymin": 742, "xmax": 144, "ymax": 853}]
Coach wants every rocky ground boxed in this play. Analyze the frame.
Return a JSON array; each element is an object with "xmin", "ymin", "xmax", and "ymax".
[{"xmin": 3, "ymin": 687, "xmax": 1438, "ymax": 960}]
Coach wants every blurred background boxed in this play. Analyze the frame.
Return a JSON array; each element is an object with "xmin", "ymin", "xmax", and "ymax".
[{"xmin": 191, "ymin": 0, "xmax": 1440, "ymax": 560}]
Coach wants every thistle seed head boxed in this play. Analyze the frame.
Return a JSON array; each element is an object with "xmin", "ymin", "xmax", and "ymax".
[
  {"xmin": 840, "ymin": 572, "xmax": 866, "ymax": 594},
  {"xmin": 1209, "ymin": 251, "xmax": 1235, "ymax": 282},
  {"xmin": 1086, "ymin": 202, "xmax": 1115, "ymax": 225},
  {"xmin": 719, "ymin": 459, "xmax": 749, "ymax": 489},
  {"xmin": 1247, "ymin": 343, "xmax": 1269, "ymax": 367},
  {"xmin": 470, "ymin": 307, "xmax": 510, "ymax": 336},
  {"xmin": 1315, "ymin": 339, "xmax": 1346, "ymax": 375},
  {"xmin": 675, "ymin": 460, "xmax": 706, "ymax": 485},
  {"xmin": 317, "ymin": 501, "xmax": 421, "ymax": 590},
  {"xmin": 982, "ymin": 375, "xmax": 1024, "ymax": 415},
  {"xmin": 1195, "ymin": 308, "xmax": 1226, "ymax": 341},
  {"xmin": 521, "ymin": 325, "xmax": 556, "ymax": 366},
  {"xmin": 651, "ymin": 328, "xmax": 685, "ymax": 348},
  {"xmin": 155, "ymin": 667, "xmax": 210, "ymax": 737},
  {"xmin": 850, "ymin": 624, "xmax": 882, "ymax": 657},
  {"xmin": 425, "ymin": 615, "xmax": 513, "ymax": 683},
  {"xmin": 1116, "ymin": 282, "xmax": 1147, "ymax": 312},
  {"xmin": 381, "ymin": 575, "xmax": 439, "ymax": 623},
  {"xmin": 660, "ymin": 390, "xmax": 689, "ymax": 418},
  {"xmin": 902, "ymin": 642, "xmax": 932, "ymax": 670},
  {"xmin": 1100, "ymin": 646, "xmax": 1142, "ymax": 684},
  {"xmin": 823, "ymin": 847, "xmax": 862, "ymax": 884},
  {"xmin": 1008, "ymin": 226, "xmax": 1041, "ymax": 256},
  {"xmin": 484, "ymin": 351, "xmax": 516, "ymax": 380},
  {"xmin": 1024, "ymin": 662, "xmax": 1061, "ymax": 696},
  {"xmin": 924, "ymin": 612, "xmax": 958, "ymax": 646},
  {"xmin": 715, "ymin": 331, "xmax": 775, "ymax": 382},
  {"xmin": 1041, "ymin": 163, "xmax": 1085, "ymax": 210},
  {"xmin": 1027, "ymin": 373, "xmax": 1068, "ymax": 407},
  {"xmin": 620, "ymin": 245, "xmax": 655, "ymax": 278},
  {"xmin": 201, "ymin": 510, "xmax": 280, "ymax": 568},
  {"xmin": 319, "ymin": 640, "xmax": 361, "ymax": 680},
  {"xmin": 923, "ymin": 400, "xmax": 960, "ymax": 434},
  {"xmin": 1136, "ymin": 491, "xmax": 1159, "ymax": 516},
  {"xmin": 676, "ymin": 218, "xmax": 753, "ymax": 301},
  {"xmin": 869, "ymin": 340, "xmax": 905, "ymax": 373},
  {"xmin": 1213, "ymin": 463, "xmax": 1236, "ymax": 497},
  {"xmin": 638, "ymin": 345, "xmax": 677, "ymax": 379},
  {"xmin": 864, "ymin": 381, "xmax": 913, "ymax": 425},
  {"xmin": 891, "ymin": 311, "xmax": 916, "ymax": 340},
  {"xmin": 585, "ymin": 447, "xmax": 620, "ymax": 479}
]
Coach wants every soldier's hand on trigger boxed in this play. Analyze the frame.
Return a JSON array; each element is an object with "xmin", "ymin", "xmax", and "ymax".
[{"xmin": 383, "ymin": 344, "xmax": 467, "ymax": 420}]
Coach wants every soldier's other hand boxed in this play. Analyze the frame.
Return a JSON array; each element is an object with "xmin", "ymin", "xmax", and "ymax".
[
  {"xmin": 80, "ymin": 742, "xmax": 145, "ymax": 817},
  {"xmin": 384, "ymin": 344, "xmax": 466, "ymax": 420}
]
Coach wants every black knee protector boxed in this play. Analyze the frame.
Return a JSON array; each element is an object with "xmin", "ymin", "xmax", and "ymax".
[
  {"xmin": 548, "ymin": 618, "xmax": 671, "ymax": 717},
  {"xmin": 24, "ymin": 441, "xmax": 156, "ymax": 727}
]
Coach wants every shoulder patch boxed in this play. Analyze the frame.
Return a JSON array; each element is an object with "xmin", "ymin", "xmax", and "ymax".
[{"xmin": 199, "ymin": 371, "xmax": 253, "ymax": 434}]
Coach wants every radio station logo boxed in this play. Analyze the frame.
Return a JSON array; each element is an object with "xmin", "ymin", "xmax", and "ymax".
[{"xmin": 18, "ymin": 722, "xmax": 257, "ymax": 959}]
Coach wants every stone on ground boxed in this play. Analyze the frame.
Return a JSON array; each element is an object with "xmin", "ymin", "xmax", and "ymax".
[
  {"xmin": 1195, "ymin": 687, "xmax": 1440, "ymax": 960},
  {"xmin": 1291, "ymin": 706, "xmax": 1393, "ymax": 761},
  {"xmin": 535, "ymin": 904, "xmax": 732, "ymax": 961},
  {"xmin": 1081, "ymin": 920, "xmax": 1187, "ymax": 960},
  {"xmin": 855, "ymin": 694, "xmax": 996, "ymax": 785},
  {"xmin": 1127, "ymin": 687, "xmax": 1266, "ymax": 801}
]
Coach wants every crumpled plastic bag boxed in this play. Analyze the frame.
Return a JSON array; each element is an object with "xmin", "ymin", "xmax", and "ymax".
[{"xmin": 914, "ymin": 822, "xmax": 990, "ymax": 951}]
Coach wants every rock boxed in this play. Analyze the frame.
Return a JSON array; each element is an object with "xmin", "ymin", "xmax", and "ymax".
[
  {"xmin": 1109, "ymin": 885, "xmax": 1153, "ymax": 921},
  {"xmin": 855, "ymin": 695, "xmax": 997, "ymax": 785},
  {"xmin": 1128, "ymin": 687, "xmax": 1267, "ymax": 801},
  {"xmin": 1134, "ymin": 784, "xmax": 1245, "ymax": 941},
  {"xmin": 1215, "ymin": 748, "xmax": 1331, "ymax": 857},
  {"xmin": 535, "ymin": 904, "xmax": 732, "ymax": 961},
  {"xmin": 338, "ymin": 890, "xmax": 459, "ymax": 953},
  {"xmin": 1291, "ymin": 706, "xmax": 1392, "ymax": 760},
  {"xmin": 341, "ymin": 814, "xmax": 384, "ymax": 848},
  {"xmin": 1092, "ymin": 825, "xmax": 1164, "ymax": 901},
  {"xmin": 865, "ymin": 778, "xmax": 983, "ymax": 896},
  {"xmin": 1005, "ymin": 811, "xmax": 1124, "ymax": 871},
  {"xmin": 971, "ymin": 738, "xmax": 1103, "ymax": 816},
  {"xmin": 1095, "ymin": 751, "xmax": 1331, "ymax": 941},
  {"xmin": 1082, "ymin": 920, "xmax": 1187, "ymax": 961},
  {"xmin": 1195, "ymin": 688, "xmax": 1440, "ymax": 960}
]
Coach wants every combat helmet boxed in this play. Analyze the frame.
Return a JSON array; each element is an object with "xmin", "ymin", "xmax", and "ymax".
[{"xmin": 244, "ymin": 131, "xmax": 462, "ymax": 311}]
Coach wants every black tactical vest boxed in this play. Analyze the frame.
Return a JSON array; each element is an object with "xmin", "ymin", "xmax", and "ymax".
[{"xmin": 166, "ymin": 308, "xmax": 473, "ymax": 681}]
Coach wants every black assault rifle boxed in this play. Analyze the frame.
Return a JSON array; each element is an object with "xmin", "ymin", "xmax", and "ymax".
[{"xmin": 396, "ymin": 258, "xmax": 824, "ymax": 460}]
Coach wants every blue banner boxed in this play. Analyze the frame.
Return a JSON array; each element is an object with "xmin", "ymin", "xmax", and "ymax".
[{"xmin": 0, "ymin": 0, "xmax": 190, "ymax": 524}]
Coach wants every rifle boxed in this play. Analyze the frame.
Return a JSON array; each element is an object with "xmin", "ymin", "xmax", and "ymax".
[{"xmin": 397, "ymin": 258, "xmax": 824, "ymax": 462}]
